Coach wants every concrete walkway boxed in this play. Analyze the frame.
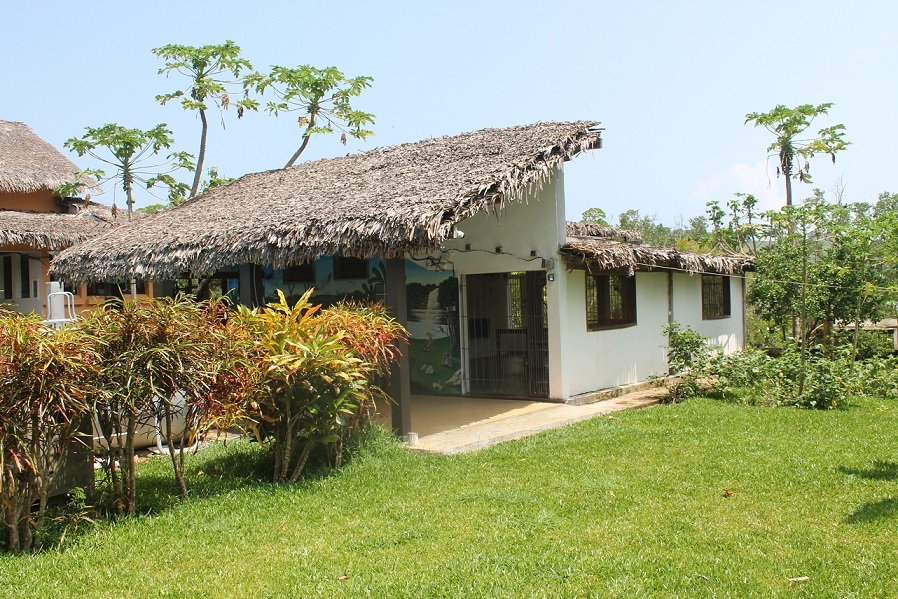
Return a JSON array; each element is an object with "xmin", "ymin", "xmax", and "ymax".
[{"xmin": 408, "ymin": 386, "xmax": 667, "ymax": 455}]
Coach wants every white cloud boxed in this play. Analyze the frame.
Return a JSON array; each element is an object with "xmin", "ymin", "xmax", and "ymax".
[{"xmin": 690, "ymin": 160, "xmax": 786, "ymax": 215}]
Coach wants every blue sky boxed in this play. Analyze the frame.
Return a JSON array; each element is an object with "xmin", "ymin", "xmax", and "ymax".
[{"xmin": 4, "ymin": 1, "xmax": 895, "ymax": 225}]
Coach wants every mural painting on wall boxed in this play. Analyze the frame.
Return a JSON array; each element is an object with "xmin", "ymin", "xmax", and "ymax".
[
  {"xmin": 405, "ymin": 261, "xmax": 461, "ymax": 396},
  {"xmin": 263, "ymin": 258, "xmax": 386, "ymax": 307}
]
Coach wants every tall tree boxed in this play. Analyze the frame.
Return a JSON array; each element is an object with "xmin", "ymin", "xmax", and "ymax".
[
  {"xmin": 247, "ymin": 65, "xmax": 374, "ymax": 167},
  {"xmin": 580, "ymin": 207, "xmax": 610, "ymax": 225},
  {"xmin": 745, "ymin": 103, "xmax": 849, "ymax": 206},
  {"xmin": 61, "ymin": 123, "xmax": 193, "ymax": 221},
  {"xmin": 617, "ymin": 209, "xmax": 676, "ymax": 247},
  {"xmin": 153, "ymin": 40, "xmax": 258, "ymax": 197}
]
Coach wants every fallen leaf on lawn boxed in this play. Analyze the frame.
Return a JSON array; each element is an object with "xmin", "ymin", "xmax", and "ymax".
[{"xmin": 722, "ymin": 488, "xmax": 734, "ymax": 497}]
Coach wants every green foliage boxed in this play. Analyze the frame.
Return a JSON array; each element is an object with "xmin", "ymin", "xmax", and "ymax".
[
  {"xmin": 580, "ymin": 207, "xmax": 711, "ymax": 249},
  {"xmin": 200, "ymin": 166, "xmax": 233, "ymax": 192},
  {"xmin": 705, "ymin": 193, "xmax": 763, "ymax": 255},
  {"xmin": 833, "ymin": 328, "xmax": 896, "ymax": 360},
  {"xmin": 580, "ymin": 207, "xmax": 609, "ymax": 225},
  {"xmin": 0, "ymin": 311, "xmax": 98, "ymax": 552},
  {"xmin": 745, "ymin": 103, "xmax": 849, "ymax": 206},
  {"xmin": 235, "ymin": 290, "xmax": 405, "ymax": 482},
  {"xmin": 746, "ymin": 191, "xmax": 893, "ymax": 358},
  {"xmin": 153, "ymin": 40, "xmax": 258, "ymax": 197},
  {"xmin": 661, "ymin": 322, "xmax": 715, "ymax": 402},
  {"xmin": 75, "ymin": 296, "xmax": 248, "ymax": 511},
  {"xmin": 60, "ymin": 123, "xmax": 193, "ymax": 216},
  {"xmin": 617, "ymin": 209, "xmax": 677, "ymax": 247},
  {"xmin": 246, "ymin": 64, "xmax": 374, "ymax": 167},
  {"xmin": 852, "ymin": 355, "xmax": 898, "ymax": 398},
  {"xmin": 663, "ymin": 322, "xmax": 710, "ymax": 374}
]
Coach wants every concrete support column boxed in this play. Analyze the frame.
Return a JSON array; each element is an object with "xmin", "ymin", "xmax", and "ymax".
[
  {"xmin": 386, "ymin": 257, "xmax": 411, "ymax": 437},
  {"xmin": 546, "ymin": 266, "xmax": 569, "ymax": 400},
  {"xmin": 547, "ymin": 165, "xmax": 569, "ymax": 401}
]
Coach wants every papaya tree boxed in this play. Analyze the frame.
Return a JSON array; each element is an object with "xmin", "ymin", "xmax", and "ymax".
[
  {"xmin": 247, "ymin": 65, "xmax": 375, "ymax": 167},
  {"xmin": 153, "ymin": 40, "xmax": 258, "ymax": 197},
  {"xmin": 745, "ymin": 103, "xmax": 849, "ymax": 206},
  {"xmin": 61, "ymin": 123, "xmax": 193, "ymax": 221}
]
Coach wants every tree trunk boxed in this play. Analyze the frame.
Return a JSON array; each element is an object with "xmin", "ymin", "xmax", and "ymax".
[
  {"xmin": 164, "ymin": 403, "xmax": 189, "ymax": 501},
  {"xmin": 284, "ymin": 119, "xmax": 315, "ymax": 168},
  {"xmin": 782, "ymin": 151, "xmax": 794, "ymax": 207},
  {"xmin": 798, "ymin": 224, "xmax": 808, "ymax": 397},
  {"xmin": 289, "ymin": 441, "xmax": 315, "ymax": 483},
  {"xmin": 191, "ymin": 109, "xmax": 209, "ymax": 198},
  {"xmin": 125, "ymin": 416, "xmax": 137, "ymax": 515}
]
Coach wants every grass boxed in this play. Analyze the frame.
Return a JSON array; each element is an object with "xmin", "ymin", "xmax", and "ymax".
[{"xmin": 2, "ymin": 397, "xmax": 897, "ymax": 598}]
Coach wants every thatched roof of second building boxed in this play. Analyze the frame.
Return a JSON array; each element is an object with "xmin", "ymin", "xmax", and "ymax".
[
  {"xmin": 51, "ymin": 121, "xmax": 603, "ymax": 283},
  {"xmin": 0, "ymin": 121, "xmax": 89, "ymax": 194},
  {"xmin": 0, "ymin": 204, "xmax": 127, "ymax": 250}
]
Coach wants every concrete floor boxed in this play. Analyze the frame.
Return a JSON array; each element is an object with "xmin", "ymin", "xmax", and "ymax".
[{"xmin": 376, "ymin": 387, "xmax": 666, "ymax": 454}]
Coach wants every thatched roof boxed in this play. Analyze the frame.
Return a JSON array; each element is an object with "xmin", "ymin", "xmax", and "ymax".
[
  {"xmin": 565, "ymin": 221, "xmax": 643, "ymax": 243},
  {"xmin": 0, "ymin": 121, "xmax": 94, "ymax": 195},
  {"xmin": 51, "ymin": 121, "xmax": 603, "ymax": 283},
  {"xmin": 560, "ymin": 234, "xmax": 754, "ymax": 276},
  {"xmin": 0, "ymin": 204, "xmax": 127, "ymax": 251}
]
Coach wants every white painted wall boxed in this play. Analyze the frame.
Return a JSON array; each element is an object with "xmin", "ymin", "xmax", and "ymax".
[
  {"xmin": 557, "ymin": 269, "xmax": 671, "ymax": 397},
  {"xmin": 671, "ymin": 272, "xmax": 745, "ymax": 353},
  {"xmin": 441, "ymin": 174, "xmax": 564, "ymax": 274},
  {"xmin": 439, "ymin": 170, "xmax": 569, "ymax": 398}
]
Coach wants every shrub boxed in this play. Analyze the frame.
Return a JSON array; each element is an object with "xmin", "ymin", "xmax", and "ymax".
[
  {"xmin": 852, "ymin": 355, "xmax": 898, "ymax": 399},
  {"xmin": 661, "ymin": 322, "xmax": 715, "ymax": 402},
  {"xmin": 236, "ymin": 290, "xmax": 406, "ymax": 483},
  {"xmin": 0, "ymin": 311, "xmax": 97, "ymax": 552},
  {"xmin": 77, "ymin": 296, "xmax": 250, "ymax": 512}
]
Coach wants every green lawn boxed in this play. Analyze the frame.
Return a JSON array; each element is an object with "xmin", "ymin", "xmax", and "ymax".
[{"xmin": 2, "ymin": 397, "xmax": 897, "ymax": 598}]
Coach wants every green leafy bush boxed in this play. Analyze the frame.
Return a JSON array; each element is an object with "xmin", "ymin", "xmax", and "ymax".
[
  {"xmin": 661, "ymin": 322, "xmax": 716, "ymax": 402},
  {"xmin": 236, "ymin": 290, "xmax": 406, "ymax": 482},
  {"xmin": 853, "ymin": 355, "xmax": 898, "ymax": 399},
  {"xmin": 0, "ymin": 311, "xmax": 97, "ymax": 552}
]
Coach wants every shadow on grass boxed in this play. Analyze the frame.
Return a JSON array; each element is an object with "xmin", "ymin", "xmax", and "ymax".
[
  {"xmin": 839, "ymin": 460, "xmax": 898, "ymax": 481},
  {"xmin": 135, "ymin": 426, "xmax": 396, "ymax": 514},
  {"xmin": 845, "ymin": 497, "xmax": 898, "ymax": 524},
  {"xmin": 136, "ymin": 438, "xmax": 275, "ymax": 513}
]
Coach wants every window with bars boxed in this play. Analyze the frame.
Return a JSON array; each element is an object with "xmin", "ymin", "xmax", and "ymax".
[
  {"xmin": 283, "ymin": 261, "xmax": 315, "ymax": 284},
  {"xmin": 701, "ymin": 274, "xmax": 731, "ymax": 319},
  {"xmin": 333, "ymin": 257, "xmax": 369, "ymax": 280},
  {"xmin": 586, "ymin": 274, "xmax": 636, "ymax": 330}
]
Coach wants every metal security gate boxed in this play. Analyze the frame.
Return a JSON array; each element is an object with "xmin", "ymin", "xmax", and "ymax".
[{"xmin": 461, "ymin": 271, "xmax": 548, "ymax": 398}]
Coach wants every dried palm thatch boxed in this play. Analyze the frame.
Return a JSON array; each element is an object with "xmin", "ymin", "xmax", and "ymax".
[
  {"xmin": 561, "ymin": 236, "xmax": 754, "ymax": 276},
  {"xmin": 0, "ymin": 121, "xmax": 96, "ymax": 194},
  {"xmin": 51, "ymin": 121, "xmax": 603, "ymax": 283},
  {"xmin": 565, "ymin": 221, "xmax": 643, "ymax": 243},
  {"xmin": 0, "ymin": 204, "xmax": 126, "ymax": 250}
]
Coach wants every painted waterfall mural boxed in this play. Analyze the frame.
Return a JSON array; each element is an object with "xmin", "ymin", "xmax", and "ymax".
[{"xmin": 405, "ymin": 261, "xmax": 461, "ymax": 396}]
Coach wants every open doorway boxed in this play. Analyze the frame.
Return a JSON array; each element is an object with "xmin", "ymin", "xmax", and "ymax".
[{"xmin": 462, "ymin": 271, "xmax": 548, "ymax": 398}]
